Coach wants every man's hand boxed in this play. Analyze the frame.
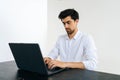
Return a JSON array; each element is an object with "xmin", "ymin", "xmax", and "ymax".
[
  {"xmin": 44, "ymin": 57, "xmax": 85, "ymax": 70},
  {"xmin": 44, "ymin": 57, "xmax": 52, "ymax": 64},
  {"xmin": 48, "ymin": 60, "xmax": 66, "ymax": 69}
]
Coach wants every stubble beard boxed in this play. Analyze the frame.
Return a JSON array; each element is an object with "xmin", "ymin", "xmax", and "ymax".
[{"xmin": 66, "ymin": 29, "xmax": 75, "ymax": 35}]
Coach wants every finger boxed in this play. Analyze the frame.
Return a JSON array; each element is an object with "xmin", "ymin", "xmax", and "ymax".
[
  {"xmin": 44, "ymin": 58, "xmax": 47, "ymax": 62},
  {"xmin": 44, "ymin": 59, "xmax": 48, "ymax": 64},
  {"xmin": 51, "ymin": 64, "xmax": 56, "ymax": 69},
  {"xmin": 44, "ymin": 58, "xmax": 51, "ymax": 64},
  {"xmin": 46, "ymin": 59, "xmax": 52, "ymax": 64},
  {"xmin": 48, "ymin": 61, "xmax": 55, "ymax": 69},
  {"xmin": 48, "ymin": 63, "xmax": 54, "ymax": 69}
]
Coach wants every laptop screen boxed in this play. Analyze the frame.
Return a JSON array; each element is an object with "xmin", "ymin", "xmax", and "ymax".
[{"xmin": 9, "ymin": 43, "xmax": 48, "ymax": 75}]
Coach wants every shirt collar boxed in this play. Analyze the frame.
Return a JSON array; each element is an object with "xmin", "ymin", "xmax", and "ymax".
[
  {"xmin": 73, "ymin": 30, "xmax": 80, "ymax": 40},
  {"xmin": 66, "ymin": 30, "xmax": 81, "ymax": 40}
]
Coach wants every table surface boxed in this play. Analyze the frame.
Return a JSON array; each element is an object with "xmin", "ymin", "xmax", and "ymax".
[{"xmin": 0, "ymin": 61, "xmax": 120, "ymax": 80}]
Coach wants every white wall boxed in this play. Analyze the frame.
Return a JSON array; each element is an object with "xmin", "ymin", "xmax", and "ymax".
[
  {"xmin": 1, "ymin": 0, "xmax": 120, "ymax": 75},
  {"xmin": 47, "ymin": 0, "xmax": 120, "ymax": 74},
  {"xmin": 0, "ymin": 0, "xmax": 47, "ymax": 62}
]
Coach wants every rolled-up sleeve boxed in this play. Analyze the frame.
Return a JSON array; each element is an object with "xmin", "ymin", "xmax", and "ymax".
[{"xmin": 82, "ymin": 35, "xmax": 98, "ymax": 70}]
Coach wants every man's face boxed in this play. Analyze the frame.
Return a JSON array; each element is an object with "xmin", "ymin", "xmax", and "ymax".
[{"xmin": 61, "ymin": 16, "xmax": 78, "ymax": 35}]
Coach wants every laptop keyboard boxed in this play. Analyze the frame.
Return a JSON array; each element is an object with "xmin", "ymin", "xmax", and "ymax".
[
  {"xmin": 49, "ymin": 67, "xmax": 62, "ymax": 72},
  {"xmin": 46, "ymin": 64, "xmax": 62, "ymax": 72}
]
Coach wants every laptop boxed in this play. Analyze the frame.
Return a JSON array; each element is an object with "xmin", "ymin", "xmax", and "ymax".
[{"xmin": 9, "ymin": 43, "xmax": 66, "ymax": 76}]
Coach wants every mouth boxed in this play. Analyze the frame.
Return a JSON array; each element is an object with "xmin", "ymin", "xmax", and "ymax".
[{"xmin": 66, "ymin": 28, "xmax": 70, "ymax": 31}]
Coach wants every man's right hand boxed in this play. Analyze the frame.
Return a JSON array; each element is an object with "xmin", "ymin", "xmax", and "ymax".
[{"xmin": 44, "ymin": 57, "xmax": 52, "ymax": 64}]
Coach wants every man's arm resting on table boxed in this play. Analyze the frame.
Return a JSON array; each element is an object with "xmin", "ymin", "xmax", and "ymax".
[
  {"xmin": 64, "ymin": 62, "xmax": 85, "ymax": 69},
  {"xmin": 44, "ymin": 57, "xmax": 85, "ymax": 69},
  {"xmin": 47, "ymin": 59, "xmax": 86, "ymax": 69}
]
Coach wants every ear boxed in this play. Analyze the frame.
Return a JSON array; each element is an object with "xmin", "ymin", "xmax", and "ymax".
[{"xmin": 75, "ymin": 19, "xmax": 79, "ymax": 23}]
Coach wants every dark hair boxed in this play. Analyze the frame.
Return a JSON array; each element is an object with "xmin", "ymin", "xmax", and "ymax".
[{"xmin": 58, "ymin": 9, "xmax": 79, "ymax": 20}]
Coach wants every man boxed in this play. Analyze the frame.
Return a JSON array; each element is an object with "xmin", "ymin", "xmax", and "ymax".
[{"xmin": 44, "ymin": 9, "xmax": 97, "ymax": 70}]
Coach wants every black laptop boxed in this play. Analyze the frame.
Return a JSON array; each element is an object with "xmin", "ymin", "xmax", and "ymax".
[{"xmin": 9, "ymin": 43, "xmax": 65, "ymax": 76}]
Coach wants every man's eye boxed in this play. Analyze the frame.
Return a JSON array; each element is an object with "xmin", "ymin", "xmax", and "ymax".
[{"xmin": 67, "ymin": 22, "xmax": 70, "ymax": 24}]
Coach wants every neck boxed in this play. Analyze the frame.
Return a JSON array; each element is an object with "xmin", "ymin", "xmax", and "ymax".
[{"xmin": 68, "ymin": 28, "xmax": 78, "ymax": 39}]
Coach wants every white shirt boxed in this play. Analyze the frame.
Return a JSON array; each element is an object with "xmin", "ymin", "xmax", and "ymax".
[{"xmin": 48, "ymin": 30, "xmax": 97, "ymax": 70}]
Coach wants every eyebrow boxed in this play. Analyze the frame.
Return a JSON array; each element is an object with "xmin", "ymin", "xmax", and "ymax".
[{"xmin": 62, "ymin": 20, "xmax": 71, "ymax": 24}]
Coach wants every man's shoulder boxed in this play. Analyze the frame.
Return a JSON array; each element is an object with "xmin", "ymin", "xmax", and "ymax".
[
  {"xmin": 79, "ymin": 31, "xmax": 93, "ymax": 41},
  {"xmin": 79, "ymin": 31, "xmax": 89, "ymax": 38}
]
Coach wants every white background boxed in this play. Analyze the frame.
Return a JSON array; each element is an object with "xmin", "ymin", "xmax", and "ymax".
[
  {"xmin": 0, "ymin": 0, "xmax": 47, "ymax": 61},
  {"xmin": 0, "ymin": 0, "xmax": 120, "ymax": 75},
  {"xmin": 47, "ymin": 0, "xmax": 120, "ymax": 74}
]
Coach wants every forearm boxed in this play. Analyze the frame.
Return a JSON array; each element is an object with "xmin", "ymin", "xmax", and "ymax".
[{"xmin": 65, "ymin": 62, "xmax": 85, "ymax": 69}]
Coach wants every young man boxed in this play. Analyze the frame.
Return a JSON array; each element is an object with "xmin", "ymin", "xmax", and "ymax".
[{"xmin": 44, "ymin": 9, "xmax": 97, "ymax": 70}]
